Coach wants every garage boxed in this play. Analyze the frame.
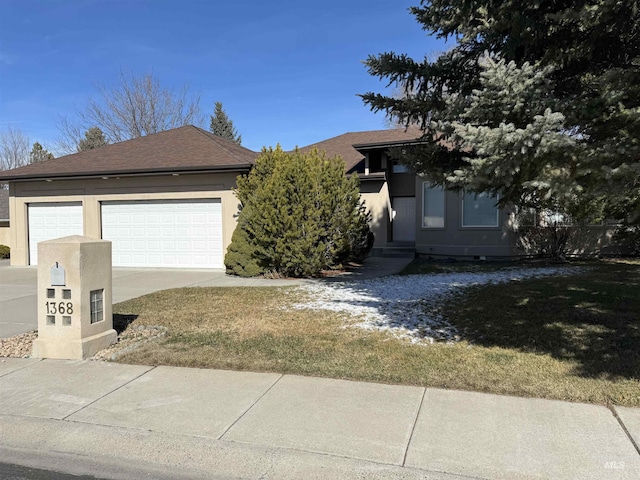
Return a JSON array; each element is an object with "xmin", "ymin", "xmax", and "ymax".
[
  {"xmin": 28, "ymin": 202, "xmax": 84, "ymax": 265},
  {"xmin": 101, "ymin": 199, "xmax": 223, "ymax": 269}
]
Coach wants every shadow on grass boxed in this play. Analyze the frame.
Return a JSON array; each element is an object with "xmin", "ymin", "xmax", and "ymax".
[
  {"xmin": 113, "ymin": 313, "xmax": 139, "ymax": 334},
  {"xmin": 443, "ymin": 261, "xmax": 640, "ymax": 380}
]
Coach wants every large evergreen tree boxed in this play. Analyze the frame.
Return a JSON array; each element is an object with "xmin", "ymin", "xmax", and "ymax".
[
  {"xmin": 209, "ymin": 102, "xmax": 242, "ymax": 145},
  {"xmin": 77, "ymin": 127, "xmax": 108, "ymax": 152},
  {"xmin": 361, "ymin": 0, "xmax": 640, "ymax": 222}
]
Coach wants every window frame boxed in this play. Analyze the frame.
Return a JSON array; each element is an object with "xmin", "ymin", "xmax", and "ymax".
[
  {"xmin": 421, "ymin": 182, "xmax": 446, "ymax": 229},
  {"xmin": 391, "ymin": 160, "xmax": 410, "ymax": 174},
  {"xmin": 90, "ymin": 289, "xmax": 104, "ymax": 324},
  {"xmin": 460, "ymin": 191, "xmax": 500, "ymax": 228}
]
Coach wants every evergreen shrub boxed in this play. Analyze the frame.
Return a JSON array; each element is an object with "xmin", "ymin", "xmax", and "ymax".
[{"xmin": 225, "ymin": 146, "xmax": 372, "ymax": 277}]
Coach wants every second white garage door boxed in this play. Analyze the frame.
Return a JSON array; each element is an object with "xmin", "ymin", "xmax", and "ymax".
[{"xmin": 101, "ymin": 199, "xmax": 223, "ymax": 269}]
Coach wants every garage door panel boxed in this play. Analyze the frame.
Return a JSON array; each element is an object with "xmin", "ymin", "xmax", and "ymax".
[
  {"xmin": 101, "ymin": 200, "xmax": 223, "ymax": 268},
  {"xmin": 28, "ymin": 203, "xmax": 84, "ymax": 265}
]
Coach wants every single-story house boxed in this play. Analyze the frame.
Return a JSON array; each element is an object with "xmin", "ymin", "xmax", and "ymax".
[
  {"xmin": 0, "ymin": 125, "xmax": 622, "ymax": 267},
  {"xmin": 300, "ymin": 129, "xmax": 519, "ymax": 258},
  {"xmin": 0, "ymin": 126, "xmax": 254, "ymax": 267}
]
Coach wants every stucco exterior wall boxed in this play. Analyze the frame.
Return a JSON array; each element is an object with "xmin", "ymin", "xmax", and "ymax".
[
  {"xmin": 0, "ymin": 222, "xmax": 10, "ymax": 248},
  {"xmin": 360, "ymin": 179, "xmax": 390, "ymax": 248},
  {"xmin": 8, "ymin": 172, "xmax": 243, "ymax": 266},
  {"xmin": 414, "ymin": 178, "xmax": 518, "ymax": 258}
]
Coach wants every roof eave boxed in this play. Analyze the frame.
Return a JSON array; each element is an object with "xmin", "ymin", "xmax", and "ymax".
[
  {"xmin": 0, "ymin": 163, "xmax": 253, "ymax": 182},
  {"xmin": 352, "ymin": 139, "xmax": 425, "ymax": 150},
  {"xmin": 348, "ymin": 172, "xmax": 387, "ymax": 181}
]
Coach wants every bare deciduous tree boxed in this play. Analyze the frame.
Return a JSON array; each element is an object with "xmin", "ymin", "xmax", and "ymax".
[
  {"xmin": 0, "ymin": 126, "xmax": 30, "ymax": 171},
  {"xmin": 57, "ymin": 70, "xmax": 203, "ymax": 154}
]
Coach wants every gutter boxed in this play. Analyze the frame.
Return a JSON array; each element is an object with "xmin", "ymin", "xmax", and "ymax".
[
  {"xmin": 0, "ymin": 163, "xmax": 254, "ymax": 183},
  {"xmin": 352, "ymin": 139, "xmax": 425, "ymax": 150}
]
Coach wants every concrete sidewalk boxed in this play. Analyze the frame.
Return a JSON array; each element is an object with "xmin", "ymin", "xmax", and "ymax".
[{"xmin": 1, "ymin": 358, "xmax": 639, "ymax": 480}]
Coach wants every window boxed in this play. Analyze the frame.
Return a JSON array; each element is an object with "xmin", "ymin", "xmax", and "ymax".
[
  {"xmin": 462, "ymin": 192, "xmax": 499, "ymax": 227},
  {"xmin": 422, "ymin": 183, "xmax": 445, "ymax": 228},
  {"xmin": 90, "ymin": 289, "xmax": 104, "ymax": 324},
  {"xmin": 392, "ymin": 160, "xmax": 410, "ymax": 173}
]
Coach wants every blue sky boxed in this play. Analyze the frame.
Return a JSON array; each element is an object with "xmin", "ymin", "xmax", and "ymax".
[{"xmin": 0, "ymin": 0, "xmax": 447, "ymax": 153}]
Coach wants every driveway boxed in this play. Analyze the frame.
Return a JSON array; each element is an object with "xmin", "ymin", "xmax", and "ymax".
[
  {"xmin": 0, "ymin": 261, "xmax": 306, "ymax": 339},
  {"xmin": 0, "ymin": 256, "xmax": 412, "ymax": 339}
]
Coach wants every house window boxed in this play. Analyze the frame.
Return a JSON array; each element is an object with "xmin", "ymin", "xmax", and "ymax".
[
  {"xmin": 392, "ymin": 160, "xmax": 410, "ymax": 173},
  {"xmin": 90, "ymin": 289, "xmax": 104, "ymax": 324},
  {"xmin": 462, "ymin": 192, "xmax": 499, "ymax": 227},
  {"xmin": 422, "ymin": 183, "xmax": 445, "ymax": 228}
]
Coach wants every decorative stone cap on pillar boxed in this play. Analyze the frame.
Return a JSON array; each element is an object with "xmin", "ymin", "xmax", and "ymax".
[{"xmin": 32, "ymin": 235, "xmax": 116, "ymax": 359}]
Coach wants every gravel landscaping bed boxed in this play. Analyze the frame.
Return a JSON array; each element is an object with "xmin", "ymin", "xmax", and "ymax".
[
  {"xmin": 0, "ymin": 326, "xmax": 166, "ymax": 360},
  {"xmin": 293, "ymin": 266, "xmax": 584, "ymax": 344},
  {"xmin": 0, "ymin": 331, "xmax": 37, "ymax": 358}
]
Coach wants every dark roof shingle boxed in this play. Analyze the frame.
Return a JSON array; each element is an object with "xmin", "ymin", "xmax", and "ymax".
[
  {"xmin": 0, "ymin": 126, "xmax": 259, "ymax": 181},
  {"xmin": 297, "ymin": 127, "xmax": 423, "ymax": 171}
]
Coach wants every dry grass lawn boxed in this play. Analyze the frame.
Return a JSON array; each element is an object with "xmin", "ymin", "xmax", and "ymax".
[{"xmin": 114, "ymin": 259, "xmax": 640, "ymax": 407}]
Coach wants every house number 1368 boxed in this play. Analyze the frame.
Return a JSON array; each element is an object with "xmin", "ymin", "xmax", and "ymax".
[{"xmin": 45, "ymin": 302, "xmax": 74, "ymax": 315}]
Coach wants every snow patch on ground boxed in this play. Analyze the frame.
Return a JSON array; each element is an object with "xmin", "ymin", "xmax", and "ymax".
[{"xmin": 292, "ymin": 267, "xmax": 583, "ymax": 344}]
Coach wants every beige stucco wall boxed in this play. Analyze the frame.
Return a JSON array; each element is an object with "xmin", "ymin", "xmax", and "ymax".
[
  {"xmin": 8, "ymin": 172, "xmax": 243, "ymax": 266},
  {"xmin": 0, "ymin": 222, "xmax": 10, "ymax": 248},
  {"xmin": 360, "ymin": 179, "xmax": 390, "ymax": 248},
  {"xmin": 33, "ymin": 236, "xmax": 116, "ymax": 359}
]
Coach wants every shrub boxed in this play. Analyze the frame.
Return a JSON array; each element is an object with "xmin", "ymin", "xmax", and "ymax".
[
  {"xmin": 225, "ymin": 146, "xmax": 373, "ymax": 277},
  {"xmin": 0, "ymin": 244, "xmax": 9, "ymax": 259},
  {"xmin": 224, "ymin": 226, "xmax": 264, "ymax": 277},
  {"xmin": 613, "ymin": 225, "xmax": 640, "ymax": 256}
]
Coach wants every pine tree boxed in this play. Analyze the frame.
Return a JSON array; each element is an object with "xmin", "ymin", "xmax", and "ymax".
[
  {"xmin": 77, "ymin": 127, "xmax": 108, "ymax": 152},
  {"xmin": 209, "ymin": 102, "xmax": 242, "ymax": 145},
  {"xmin": 29, "ymin": 142, "xmax": 54, "ymax": 163},
  {"xmin": 361, "ymin": 0, "xmax": 640, "ymax": 222},
  {"xmin": 225, "ymin": 147, "xmax": 372, "ymax": 277}
]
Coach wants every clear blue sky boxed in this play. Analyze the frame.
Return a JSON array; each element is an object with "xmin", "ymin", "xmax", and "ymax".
[{"xmin": 0, "ymin": 0, "xmax": 447, "ymax": 153}]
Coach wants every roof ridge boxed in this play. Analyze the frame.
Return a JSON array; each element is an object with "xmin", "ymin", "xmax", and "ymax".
[
  {"xmin": 298, "ymin": 127, "xmax": 421, "ymax": 149},
  {"xmin": 190, "ymin": 126, "xmax": 259, "ymax": 158}
]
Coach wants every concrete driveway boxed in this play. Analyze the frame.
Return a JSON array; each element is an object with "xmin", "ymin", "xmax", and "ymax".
[{"xmin": 0, "ymin": 260, "xmax": 305, "ymax": 339}]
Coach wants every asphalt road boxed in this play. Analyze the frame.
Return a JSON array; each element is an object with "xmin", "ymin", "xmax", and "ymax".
[{"xmin": 0, "ymin": 462, "xmax": 106, "ymax": 480}]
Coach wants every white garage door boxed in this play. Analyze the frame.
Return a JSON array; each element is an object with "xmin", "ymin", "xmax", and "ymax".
[
  {"xmin": 101, "ymin": 199, "xmax": 223, "ymax": 268},
  {"xmin": 28, "ymin": 202, "xmax": 84, "ymax": 265}
]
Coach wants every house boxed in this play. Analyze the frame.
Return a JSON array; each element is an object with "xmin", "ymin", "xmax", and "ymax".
[
  {"xmin": 0, "ymin": 126, "xmax": 256, "ymax": 267},
  {"xmin": 0, "ymin": 125, "xmax": 622, "ymax": 268},
  {"xmin": 300, "ymin": 129, "xmax": 517, "ymax": 258}
]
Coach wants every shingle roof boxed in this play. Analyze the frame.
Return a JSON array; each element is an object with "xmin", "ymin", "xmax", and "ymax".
[
  {"xmin": 297, "ymin": 127, "xmax": 423, "ymax": 172},
  {"xmin": 0, "ymin": 126, "xmax": 258, "ymax": 181},
  {"xmin": 0, "ymin": 187, "xmax": 8, "ymax": 220}
]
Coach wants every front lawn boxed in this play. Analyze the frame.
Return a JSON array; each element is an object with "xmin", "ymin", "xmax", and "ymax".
[{"xmin": 112, "ymin": 259, "xmax": 640, "ymax": 406}]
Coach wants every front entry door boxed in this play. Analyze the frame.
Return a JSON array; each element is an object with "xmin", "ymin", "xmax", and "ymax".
[{"xmin": 392, "ymin": 196, "xmax": 416, "ymax": 242}]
